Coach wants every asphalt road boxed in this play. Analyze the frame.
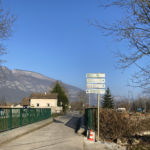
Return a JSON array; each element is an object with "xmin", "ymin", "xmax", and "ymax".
[
  {"xmin": 0, "ymin": 112, "xmax": 115, "ymax": 150},
  {"xmin": 0, "ymin": 112, "xmax": 84, "ymax": 150}
]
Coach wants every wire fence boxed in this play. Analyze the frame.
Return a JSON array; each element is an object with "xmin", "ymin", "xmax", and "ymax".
[{"xmin": 0, "ymin": 108, "xmax": 51, "ymax": 132}]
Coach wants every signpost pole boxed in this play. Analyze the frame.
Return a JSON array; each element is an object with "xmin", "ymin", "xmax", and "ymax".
[
  {"xmin": 89, "ymin": 93, "xmax": 90, "ymax": 106},
  {"xmin": 86, "ymin": 73, "xmax": 105, "ymax": 142},
  {"xmin": 97, "ymin": 94, "xmax": 100, "ymax": 141}
]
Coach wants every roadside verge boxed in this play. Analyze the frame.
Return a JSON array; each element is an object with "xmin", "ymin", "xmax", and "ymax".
[{"xmin": 0, "ymin": 118, "xmax": 53, "ymax": 146}]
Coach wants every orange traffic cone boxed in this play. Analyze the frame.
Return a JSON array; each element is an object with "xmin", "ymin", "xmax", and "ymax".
[{"xmin": 88, "ymin": 129, "xmax": 95, "ymax": 142}]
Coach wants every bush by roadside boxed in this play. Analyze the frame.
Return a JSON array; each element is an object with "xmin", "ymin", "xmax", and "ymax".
[
  {"xmin": 129, "ymin": 144, "xmax": 150, "ymax": 150},
  {"xmin": 98, "ymin": 109, "xmax": 150, "ymax": 149},
  {"xmin": 85, "ymin": 108, "xmax": 150, "ymax": 149},
  {"xmin": 139, "ymin": 118, "xmax": 150, "ymax": 132},
  {"xmin": 99, "ymin": 109, "xmax": 140, "ymax": 141}
]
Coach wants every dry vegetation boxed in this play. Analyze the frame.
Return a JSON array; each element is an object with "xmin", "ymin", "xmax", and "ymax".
[
  {"xmin": 98, "ymin": 109, "xmax": 150, "ymax": 149},
  {"xmin": 99, "ymin": 109, "xmax": 140, "ymax": 141}
]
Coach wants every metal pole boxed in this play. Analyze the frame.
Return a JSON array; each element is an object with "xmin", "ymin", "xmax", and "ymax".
[
  {"xmin": 8, "ymin": 108, "xmax": 12, "ymax": 130},
  {"xmin": 89, "ymin": 93, "xmax": 90, "ymax": 106},
  {"xmin": 20, "ymin": 108, "xmax": 23, "ymax": 126},
  {"xmin": 143, "ymin": 93, "xmax": 146, "ymax": 113},
  {"xmin": 97, "ymin": 94, "xmax": 100, "ymax": 141}
]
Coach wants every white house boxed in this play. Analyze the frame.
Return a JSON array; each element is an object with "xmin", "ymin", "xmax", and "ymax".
[
  {"xmin": 11, "ymin": 104, "xmax": 23, "ymax": 108},
  {"xmin": 21, "ymin": 93, "xmax": 62, "ymax": 113}
]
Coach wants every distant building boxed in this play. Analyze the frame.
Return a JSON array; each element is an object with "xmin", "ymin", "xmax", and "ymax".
[
  {"xmin": 21, "ymin": 93, "xmax": 62, "ymax": 113},
  {"xmin": 0, "ymin": 105, "xmax": 12, "ymax": 108},
  {"xmin": 117, "ymin": 107, "xmax": 126, "ymax": 112},
  {"xmin": 11, "ymin": 104, "xmax": 23, "ymax": 108}
]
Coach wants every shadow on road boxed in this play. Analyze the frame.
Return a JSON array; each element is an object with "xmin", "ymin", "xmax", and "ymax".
[
  {"xmin": 65, "ymin": 117, "xmax": 81, "ymax": 133},
  {"xmin": 53, "ymin": 119, "xmax": 64, "ymax": 124}
]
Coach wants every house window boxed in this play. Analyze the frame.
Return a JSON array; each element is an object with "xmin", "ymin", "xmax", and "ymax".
[
  {"xmin": 47, "ymin": 103, "xmax": 50, "ymax": 107},
  {"xmin": 37, "ymin": 103, "xmax": 39, "ymax": 107}
]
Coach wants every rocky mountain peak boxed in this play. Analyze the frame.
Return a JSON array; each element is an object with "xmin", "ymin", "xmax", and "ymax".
[{"xmin": 0, "ymin": 66, "xmax": 81, "ymax": 103}]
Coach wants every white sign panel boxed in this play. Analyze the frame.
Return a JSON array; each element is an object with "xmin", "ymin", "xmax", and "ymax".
[
  {"xmin": 86, "ymin": 89, "xmax": 105, "ymax": 94},
  {"xmin": 86, "ymin": 78, "xmax": 105, "ymax": 84},
  {"xmin": 86, "ymin": 84, "xmax": 105, "ymax": 89},
  {"xmin": 86, "ymin": 73, "xmax": 105, "ymax": 78}
]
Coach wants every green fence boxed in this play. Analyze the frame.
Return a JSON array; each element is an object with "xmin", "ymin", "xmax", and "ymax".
[
  {"xmin": 0, "ymin": 108, "xmax": 51, "ymax": 132},
  {"xmin": 85, "ymin": 108, "xmax": 97, "ymax": 130}
]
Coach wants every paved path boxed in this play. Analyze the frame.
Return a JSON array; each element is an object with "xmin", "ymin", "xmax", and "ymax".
[
  {"xmin": 0, "ymin": 113, "xmax": 83, "ymax": 150},
  {"xmin": 0, "ymin": 112, "xmax": 114, "ymax": 150}
]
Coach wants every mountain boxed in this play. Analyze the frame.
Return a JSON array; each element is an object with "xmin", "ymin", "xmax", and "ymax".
[{"xmin": 0, "ymin": 66, "xmax": 82, "ymax": 103}]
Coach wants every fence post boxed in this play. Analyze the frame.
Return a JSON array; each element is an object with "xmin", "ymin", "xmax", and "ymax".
[
  {"xmin": 28, "ymin": 108, "xmax": 31, "ymax": 124},
  {"xmin": 8, "ymin": 108, "xmax": 12, "ymax": 130},
  {"xmin": 35, "ymin": 109, "xmax": 37, "ymax": 122},
  {"xmin": 20, "ymin": 108, "xmax": 23, "ymax": 126},
  {"xmin": 39, "ymin": 109, "xmax": 41, "ymax": 120},
  {"xmin": 49, "ymin": 108, "xmax": 51, "ymax": 118}
]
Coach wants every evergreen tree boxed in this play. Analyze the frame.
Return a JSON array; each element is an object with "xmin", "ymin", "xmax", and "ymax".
[
  {"xmin": 102, "ymin": 88, "xmax": 114, "ymax": 109},
  {"xmin": 51, "ymin": 81, "xmax": 69, "ymax": 112}
]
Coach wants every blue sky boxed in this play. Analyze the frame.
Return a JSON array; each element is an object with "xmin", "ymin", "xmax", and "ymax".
[{"xmin": 2, "ymin": 0, "xmax": 142, "ymax": 98}]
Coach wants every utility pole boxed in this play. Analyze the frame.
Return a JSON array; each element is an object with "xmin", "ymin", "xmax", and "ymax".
[
  {"xmin": 144, "ymin": 94, "xmax": 147, "ymax": 113},
  {"xmin": 97, "ymin": 94, "xmax": 100, "ymax": 141},
  {"xmin": 89, "ymin": 93, "xmax": 90, "ymax": 106}
]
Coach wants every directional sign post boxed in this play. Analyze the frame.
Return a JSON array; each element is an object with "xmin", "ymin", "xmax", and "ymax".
[
  {"xmin": 86, "ymin": 73, "xmax": 105, "ymax": 78},
  {"xmin": 86, "ymin": 73, "xmax": 106, "ymax": 141},
  {"xmin": 87, "ymin": 78, "xmax": 105, "ymax": 84},
  {"xmin": 86, "ymin": 84, "xmax": 105, "ymax": 89},
  {"xmin": 86, "ymin": 89, "xmax": 105, "ymax": 94}
]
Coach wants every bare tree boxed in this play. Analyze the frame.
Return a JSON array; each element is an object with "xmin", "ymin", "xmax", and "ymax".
[
  {"xmin": 0, "ymin": 1, "xmax": 15, "ymax": 64},
  {"xmin": 115, "ymin": 99, "xmax": 131, "ymax": 111},
  {"xmin": 95, "ymin": 0, "xmax": 150, "ymax": 90},
  {"xmin": 77, "ymin": 90, "xmax": 88, "ymax": 103},
  {"xmin": 0, "ymin": 96, "xmax": 7, "ymax": 106},
  {"xmin": 71, "ymin": 91, "xmax": 88, "ymax": 111}
]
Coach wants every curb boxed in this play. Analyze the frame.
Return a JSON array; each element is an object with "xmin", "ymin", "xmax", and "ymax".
[
  {"xmin": 84, "ymin": 137, "xmax": 126, "ymax": 150},
  {"xmin": 0, "ymin": 118, "xmax": 53, "ymax": 146}
]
